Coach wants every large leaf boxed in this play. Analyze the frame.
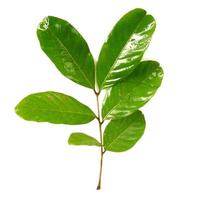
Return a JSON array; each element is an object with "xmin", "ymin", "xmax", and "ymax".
[
  {"xmin": 102, "ymin": 61, "xmax": 163, "ymax": 119},
  {"xmin": 37, "ymin": 16, "xmax": 95, "ymax": 89},
  {"xmin": 15, "ymin": 91, "xmax": 95, "ymax": 125},
  {"xmin": 68, "ymin": 132, "xmax": 101, "ymax": 146},
  {"xmin": 96, "ymin": 8, "xmax": 156, "ymax": 89},
  {"xmin": 103, "ymin": 111, "xmax": 145, "ymax": 152}
]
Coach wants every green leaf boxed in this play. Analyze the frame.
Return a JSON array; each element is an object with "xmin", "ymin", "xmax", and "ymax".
[
  {"xmin": 15, "ymin": 91, "xmax": 95, "ymax": 125},
  {"xmin": 37, "ymin": 16, "xmax": 95, "ymax": 89},
  {"xmin": 103, "ymin": 111, "xmax": 145, "ymax": 152},
  {"xmin": 68, "ymin": 132, "xmax": 101, "ymax": 146},
  {"xmin": 96, "ymin": 8, "xmax": 156, "ymax": 89},
  {"xmin": 102, "ymin": 61, "xmax": 163, "ymax": 119}
]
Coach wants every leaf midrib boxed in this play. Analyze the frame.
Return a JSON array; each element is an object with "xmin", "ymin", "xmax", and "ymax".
[
  {"xmin": 18, "ymin": 106, "xmax": 94, "ymax": 117},
  {"xmin": 69, "ymin": 133, "xmax": 101, "ymax": 146},
  {"xmin": 105, "ymin": 118, "xmax": 138, "ymax": 150},
  {"xmin": 100, "ymin": 13, "xmax": 147, "ymax": 89},
  {"xmin": 103, "ymin": 64, "xmax": 157, "ymax": 119},
  {"xmin": 103, "ymin": 83, "xmax": 139, "ymax": 120},
  {"xmin": 48, "ymin": 26, "xmax": 93, "ymax": 88}
]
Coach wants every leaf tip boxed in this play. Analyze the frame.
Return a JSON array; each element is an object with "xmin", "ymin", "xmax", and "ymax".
[
  {"xmin": 133, "ymin": 7, "xmax": 146, "ymax": 14},
  {"xmin": 14, "ymin": 103, "xmax": 20, "ymax": 115},
  {"xmin": 37, "ymin": 16, "xmax": 49, "ymax": 31},
  {"xmin": 67, "ymin": 135, "xmax": 72, "ymax": 145}
]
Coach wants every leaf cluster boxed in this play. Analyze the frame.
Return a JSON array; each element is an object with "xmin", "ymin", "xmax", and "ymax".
[{"xmin": 15, "ymin": 8, "xmax": 163, "ymax": 160}]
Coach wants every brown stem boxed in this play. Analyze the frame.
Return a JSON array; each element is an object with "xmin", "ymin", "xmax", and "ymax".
[
  {"xmin": 96, "ymin": 148, "xmax": 103, "ymax": 190},
  {"xmin": 94, "ymin": 90, "xmax": 104, "ymax": 190}
]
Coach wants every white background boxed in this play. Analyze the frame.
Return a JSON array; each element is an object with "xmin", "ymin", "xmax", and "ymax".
[{"xmin": 0, "ymin": 0, "xmax": 201, "ymax": 199}]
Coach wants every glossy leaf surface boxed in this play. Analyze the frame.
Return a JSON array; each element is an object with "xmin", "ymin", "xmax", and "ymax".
[
  {"xmin": 37, "ymin": 16, "xmax": 95, "ymax": 89},
  {"xmin": 15, "ymin": 91, "xmax": 95, "ymax": 125},
  {"xmin": 104, "ymin": 111, "xmax": 145, "ymax": 152},
  {"xmin": 102, "ymin": 61, "xmax": 163, "ymax": 119},
  {"xmin": 68, "ymin": 132, "xmax": 101, "ymax": 146},
  {"xmin": 96, "ymin": 8, "xmax": 156, "ymax": 89}
]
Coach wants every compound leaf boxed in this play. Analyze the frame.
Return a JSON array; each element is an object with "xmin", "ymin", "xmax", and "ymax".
[
  {"xmin": 15, "ymin": 91, "xmax": 95, "ymax": 125},
  {"xmin": 104, "ymin": 111, "xmax": 145, "ymax": 152},
  {"xmin": 96, "ymin": 8, "xmax": 156, "ymax": 89},
  {"xmin": 37, "ymin": 16, "xmax": 95, "ymax": 89}
]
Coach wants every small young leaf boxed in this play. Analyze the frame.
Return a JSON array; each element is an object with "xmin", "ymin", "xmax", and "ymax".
[
  {"xmin": 37, "ymin": 16, "xmax": 95, "ymax": 89},
  {"xmin": 15, "ymin": 91, "xmax": 95, "ymax": 125},
  {"xmin": 103, "ymin": 111, "xmax": 145, "ymax": 152},
  {"xmin": 68, "ymin": 132, "xmax": 101, "ymax": 146},
  {"xmin": 102, "ymin": 60, "xmax": 163, "ymax": 119},
  {"xmin": 96, "ymin": 8, "xmax": 156, "ymax": 89}
]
